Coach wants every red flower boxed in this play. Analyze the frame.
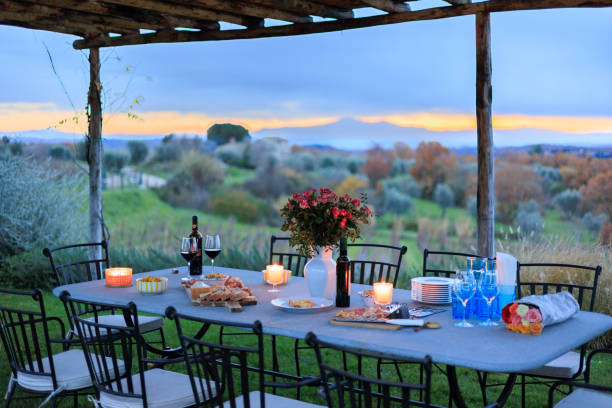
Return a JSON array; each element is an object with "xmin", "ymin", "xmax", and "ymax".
[
  {"xmin": 364, "ymin": 206, "xmax": 371, "ymax": 215},
  {"xmin": 292, "ymin": 193, "xmax": 301, "ymax": 199},
  {"xmin": 307, "ymin": 189, "xmax": 316, "ymax": 196},
  {"xmin": 343, "ymin": 194, "xmax": 350, "ymax": 202},
  {"xmin": 287, "ymin": 202, "xmax": 294, "ymax": 210},
  {"xmin": 501, "ymin": 303, "xmax": 513, "ymax": 324},
  {"xmin": 352, "ymin": 199, "xmax": 360, "ymax": 206},
  {"xmin": 347, "ymin": 212, "xmax": 352, "ymax": 218},
  {"xmin": 340, "ymin": 217, "xmax": 347, "ymax": 228},
  {"xmin": 332, "ymin": 208, "xmax": 340, "ymax": 218},
  {"xmin": 299, "ymin": 200, "xmax": 309, "ymax": 209},
  {"xmin": 340, "ymin": 209, "xmax": 348, "ymax": 217},
  {"xmin": 320, "ymin": 188, "xmax": 332, "ymax": 194}
]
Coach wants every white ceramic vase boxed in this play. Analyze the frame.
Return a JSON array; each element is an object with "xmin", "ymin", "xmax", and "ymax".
[{"xmin": 304, "ymin": 246, "xmax": 336, "ymax": 300}]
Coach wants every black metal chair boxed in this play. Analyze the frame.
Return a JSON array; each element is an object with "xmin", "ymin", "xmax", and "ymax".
[
  {"xmin": 60, "ymin": 291, "xmax": 203, "ymax": 408},
  {"xmin": 0, "ymin": 288, "xmax": 100, "ymax": 407},
  {"xmin": 422, "ymin": 248, "xmax": 480, "ymax": 278},
  {"xmin": 294, "ymin": 242, "xmax": 408, "ymax": 398},
  {"xmin": 269, "ymin": 235, "xmax": 309, "ymax": 276},
  {"xmin": 548, "ymin": 348, "xmax": 612, "ymax": 407},
  {"xmin": 510, "ymin": 262, "xmax": 602, "ymax": 408},
  {"xmin": 306, "ymin": 332, "xmax": 434, "ymax": 408},
  {"xmin": 166, "ymin": 307, "xmax": 322, "ymax": 408},
  {"xmin": 43, "ymin": 241, "xmax": 166, "ymax": 348}
]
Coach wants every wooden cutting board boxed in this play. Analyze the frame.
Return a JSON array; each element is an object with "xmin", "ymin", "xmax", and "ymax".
[
  {"xmin": 184, "ymin": 287, "xmax": 257, "ymax": 312},
  {"xmin": 329, "ymin": 319, "xmax": 401, "ymax": 331}
]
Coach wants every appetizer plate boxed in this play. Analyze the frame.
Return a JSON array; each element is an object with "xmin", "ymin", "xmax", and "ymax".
[
  {"xmin": 136, "ymin": 277, "xmax": 168, "ymax": 295},
  {"xmin": 271, "ymin": 297, "xmax": 333, "ymax": 313}
]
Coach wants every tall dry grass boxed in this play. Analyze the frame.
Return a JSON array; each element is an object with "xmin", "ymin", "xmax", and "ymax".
[{"xmin": 498, "ymin": 236, "xmax": 611, "ymax": 346}]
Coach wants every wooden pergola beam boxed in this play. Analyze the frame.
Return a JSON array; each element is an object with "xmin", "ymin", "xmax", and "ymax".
[
  {"xmin": 87, "ymin": 46, "xmax": 103, "ymax": 260},
  {"xmin": 74, "ymin": 0, "xmax": 612, "ymax": 48},
  {"xmin": 23, "ymin": 0, "xmax": 220, "ymax": 31},
  {"xmin": 361, "ymin": 0, "xmax": 410, "ymax": 13},
  {"xmin": 476, "ymin": 12, "xmax": 494, "ymax": 258},
  {"xmin": 188, "ymin": 0, "xmax": 313, "ymax": 23},
  {"xmin": 443, "ymin": 0, "xmax": 471, "ymax": 5},
  {"xmin": 248, "ymin": 0, "xmax": 354, "ymax": 19}
]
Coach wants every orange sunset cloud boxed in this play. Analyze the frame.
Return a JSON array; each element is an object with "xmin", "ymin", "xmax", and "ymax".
[{"xmin": 2, "ymin": 103, "xmax": 612, "ymax": 136}]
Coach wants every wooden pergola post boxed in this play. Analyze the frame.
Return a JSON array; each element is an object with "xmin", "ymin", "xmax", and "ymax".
[
  {"xmin": 476, "ymin": 12, "xmax": 495, "ymax": 258},
  {"xmin": 87, "ymin": 47, "xmax": 103, "ymax": 259}
]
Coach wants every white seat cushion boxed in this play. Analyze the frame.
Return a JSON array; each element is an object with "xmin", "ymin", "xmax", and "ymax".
[
  {"xmin": 554, "ymin": 388, "xmax": 612, "ymax": 408},
  {"xmin": 86, "ymin": 314, "xmax": 164, "ymax": 334},
  {"xmin": 17, "ymin": 349, "xmax": 125, "ymax": 392},
  {"xmin": 523, "ymin": 351, "xmax": 583, "ymax": 378},
  {"xmin": 223, "ymin": 391, "xmax": 326, "ymax": 408},
  {"xmin": 99, "ymin": 368, "xmax": 215, "ymax": 408}
]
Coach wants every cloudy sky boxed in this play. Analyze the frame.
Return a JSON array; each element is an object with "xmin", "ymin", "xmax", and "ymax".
[{"xmin": 1, "ymin": 5, "xmax": 612, "ymax": 147}]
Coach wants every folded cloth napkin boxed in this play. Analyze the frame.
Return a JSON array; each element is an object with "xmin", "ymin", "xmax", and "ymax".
[
  {"xmin": 496, "ymin": 252, "xmax": 517, "ymax": 286},
  {"xmin": 502, "ymin": 291, "xmax": 579, "ymax": 335}
]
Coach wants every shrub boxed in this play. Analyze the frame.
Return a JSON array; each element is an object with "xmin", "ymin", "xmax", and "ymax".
[
  {"xmin": 153, "ymin": 139, "xmax": 182, "ymax": 163},
  {"xmin": 247, "ymin": 137, "xmax": 290, "ymax": 168},
  {"xmin": 601, "ymin": 223, "xmax": 612, "ymax": 246},
  {"xmin": 553, "ymin": 189, "xmax": 581, "ymax": 218},
  {"xmin": 346, "ymin": 155, "xmax": 365, "ymax": 174},
  {"xmin": 317, "ymin": 168, "xmax": 351, "ymax": 187},
  {"xmin": 75, "ymin": 139, "xmax": 88, "ymax": 161},
  {"xmin": 336, "ymin": 175, "xmax": 368, "ymax": 197},
  {"xmin": 582, "ymin": 212, "xmax": 607, "ymax": 233},
  {"xmin": 244, "ymin": 163, "xmax": 306, "ymax": 200},
  {"xmin": 381, "ymin": 175, "xmax": 421, "ymax": 198},
  {"xmin": 495, "ymin": 163, "xmax": 543, "ymax": 223},
  {"xmin": 0, "ymin": 156, "xmax": 86, "ymax": 260},
  {"xmin": 410, "ymin": 141, "xmax": 456, "ymax": 198},
  {"xmin": 381, "ymin": 188, "xmax": 413, "ymax": 215},
  {"xmin": 103, "ymin": 150, "xmax": 128, "ymax": 173},
  {"xmin": 434, "ymin": 184, "xmax": 454, "ymax": 216},
  {"xmin": 390, "ymin": 158, "xmax": 414, "ymax": 177},
  {"xmin": 215, "ymin": 142, "xmax": 250, "ymax": 168},
  {"xmin": 362, "ymin": 145, "xmax": 392, "ymax": 186},
  {"xmin": 207, "ymin": 123, "xmax": 250, "ymax": 146},
  {"xmin": 127, "ymin": 140, "xmax": 148, "ymax": 164},
  {"xmin": 285, "ymin": 151, "xmax": 317, "ymax": 172},
  {"xmin": 534, "ymin": 163, "xmax": 562, "ymax": 194},
  {"xmin": 211, "ymin": 189, "xmax": 276, "ymax": 224},
  {"xmin": 514, "ymin": 200, "xmax": 543, "ymax": 236},
  {"xmin": 451, "ymin": 161, "xmax": 477, "ymax": 207},
  {"xmin": 49, "ymin": 145, "xmax": 73, "ymax": 161}
]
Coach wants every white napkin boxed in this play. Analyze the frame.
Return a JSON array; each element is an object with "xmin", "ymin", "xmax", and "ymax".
[
  {"xmin": 519, "ymin": 291, "xmax": 580, "ymax": 326},
  {"xmin": 496, "ymin": 252, "xmax": 517, "ymax": 286}
]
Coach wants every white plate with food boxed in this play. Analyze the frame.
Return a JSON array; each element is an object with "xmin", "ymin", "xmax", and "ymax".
[
  {"xmin": 271, "ymin": 297, "xmax": 333, "ymax": 312},
  {"xmin": 202, "ymin": 273, "xmax": 228, "ymax": 280}
]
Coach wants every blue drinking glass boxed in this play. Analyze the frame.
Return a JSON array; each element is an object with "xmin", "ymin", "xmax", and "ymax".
[
  {"xmin": 452, "ymin": 270, "xmax": 476, "ymax": 328},
  {"xmin": 479, "ymin": 270, "xmax": 500, "ymax": 327},
  {"xmin": 467, "ymin": 257, "xmax": 486, "ymax": 319}
]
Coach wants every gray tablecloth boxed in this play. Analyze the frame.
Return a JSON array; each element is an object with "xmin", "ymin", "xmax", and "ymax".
[{"xmin": 53, "ymin": 266, "xmax": 612, "ymax": 373}]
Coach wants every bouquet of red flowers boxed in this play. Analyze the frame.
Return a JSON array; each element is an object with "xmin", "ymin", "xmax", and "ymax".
[
  {"xmin": 280, "ymin": 188, "xmax": 371, "ymax": 257},
  {"xmin": 502, "ymin": 302, "xmax": 543, "ymax": 335}
]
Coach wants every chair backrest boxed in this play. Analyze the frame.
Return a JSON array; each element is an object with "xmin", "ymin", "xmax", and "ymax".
[
  {"xmin": 166, "ymin": 306, "xmax": 265, "ymax": 408},
  {"xmin": 306, "ymin": 332, "xmax": 432, "ymax": 408},
  {"xmin": 60, "ymin": 292, "xmax": 149, "ymax": 406},
  {"xmin": 347, "ymin": 243, "xmax": 408, "ymax": 286},
  {"xmin": 516, "ymin": 262, "xmax": 602, "ymax": 312},
  {"xmin": 422, "ymin": 248, "xmax": 481, "ymax": 278},
  {"xmin": 0, "ymin": 288, "xmax": 59, "ymax": 391},
  {"xmin": 43, "ymin": 241, "xmax": 110, "ymax": 287},
  {"xmin": 269, "ymin": 235, "xmax": 308, "ymax": 277}
]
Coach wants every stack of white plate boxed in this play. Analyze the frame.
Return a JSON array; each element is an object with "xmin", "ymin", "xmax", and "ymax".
[{"xmin": 411, "ymin": 276, "xmax": 453, "ymax": 304}]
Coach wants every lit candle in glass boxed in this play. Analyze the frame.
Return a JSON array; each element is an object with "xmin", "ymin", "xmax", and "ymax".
[
  {"xmin": 265, "ymin": 264, "xmax": 285, "ymax": 292},
  {"xmin": 373, "ymin": 281, "xmax": 393, "ymax": 305},
  {"xmin": 105, "ymin": 267, "xmax": 133, "ymax": 287}
]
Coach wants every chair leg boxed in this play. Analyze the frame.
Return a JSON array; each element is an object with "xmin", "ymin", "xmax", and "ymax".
[
  {"xmin": 73, "ymin": 392, "xmax": 79, "ymax": 408},
  {"xmin": 271, "ymin": 335, "xmax": 279, "ymax": 395},
  {"xmin": 294, "ymin": 338, "xmax": 302, "ymax": 400},
  {"xmin": 477, "ymin": 370, "xmax": 489, "ymax": 405},
  {"xmin": 3, "ymin": 380, "xmax": 15, "ymax": 408},
  {"xmin": 159, "ymin": 327, "xmax": 167, "ymax": 349},
  {"xmin": 521, "ymin": 375, "xmax": 526, "ymax": 408}
]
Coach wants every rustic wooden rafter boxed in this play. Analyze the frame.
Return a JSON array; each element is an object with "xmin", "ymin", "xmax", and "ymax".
[
  {"xmin": 443, "ymin": 0, "xmax": 472, "ymax": 5},
  {"xmin": 248, "ymin": 0, "xmax": 354, "ymax": 19},
  {"xmin": 99, "ymin": 0, "xmax": 264, "ymax": 28},
  {"xmin": 187, "ymin": 0, "xmax": 313, "ymax": 23},
  {"xmin": 71, "ymin": 0, "xmax": 612, "ymax": 49},
  {"xmin": 360, "ymin": 0, "xmax": 410, "ymax": 13}
]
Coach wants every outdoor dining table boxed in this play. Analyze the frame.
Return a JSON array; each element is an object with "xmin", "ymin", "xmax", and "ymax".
[{"xmin": 53, "ymin": 266, "xmax": 612, "ymax": 408}]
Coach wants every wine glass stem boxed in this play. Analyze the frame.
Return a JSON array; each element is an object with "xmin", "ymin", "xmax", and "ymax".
[
  {"xmin": 485, "ymin": 300, "xmax": 492, "ymax": 323},
  {"xmin": 462, "ymin": 300, "xmax": 469, "ymax": 324},
  {"xmin": 211, "ymin": 259, "xmax": 215, "ymax": 274},
  {"xmin": 187, "ymin": 262, "xmax": 190, "ymax": 274}
]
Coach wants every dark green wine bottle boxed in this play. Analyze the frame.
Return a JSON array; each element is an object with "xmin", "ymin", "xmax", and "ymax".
[
  {"xmin": 189, "ymin": 215, "xmax": 203, "ymax": 275},
  {"xmin": 336, "ymin": 238, "xmax": 351, "ymax": 307}
]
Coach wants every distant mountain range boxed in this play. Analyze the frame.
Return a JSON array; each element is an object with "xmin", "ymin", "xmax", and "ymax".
[{"xmin": 4, "ymin": 117, "xmax": 612, "ymax": 156}]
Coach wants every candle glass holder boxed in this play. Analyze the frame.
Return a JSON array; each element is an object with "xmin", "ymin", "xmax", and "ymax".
[
  {"xmin": 265, "ymin": 264, "xmax": 285, "ymax": 293},
  {"xmin": 373, "ymin": 281, "xmax": 393, "ymax": 306}
]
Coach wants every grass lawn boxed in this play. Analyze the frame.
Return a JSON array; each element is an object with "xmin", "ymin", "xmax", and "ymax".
[{"xmin": 1, "ymin": 291, "xmax": 610, "ymax": 407}]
